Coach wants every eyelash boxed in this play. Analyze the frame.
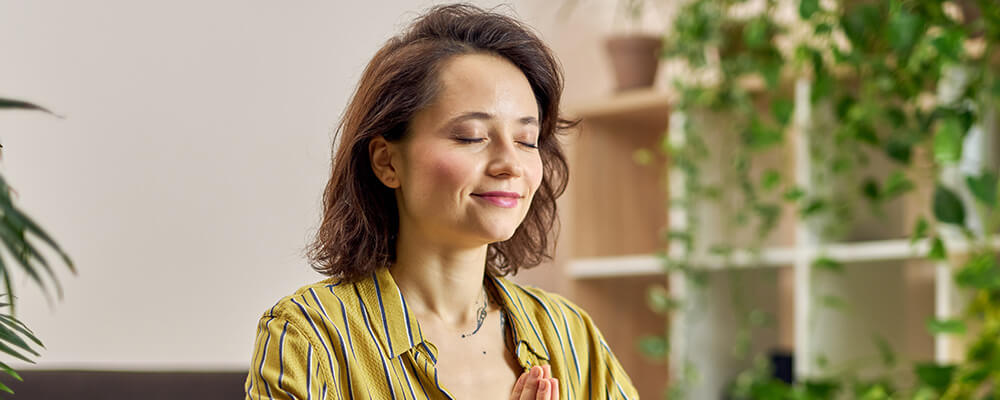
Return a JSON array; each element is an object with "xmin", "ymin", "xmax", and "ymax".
[{"xmin": 456, "ymin": 138, "xmax": 538, "ymax": 149}]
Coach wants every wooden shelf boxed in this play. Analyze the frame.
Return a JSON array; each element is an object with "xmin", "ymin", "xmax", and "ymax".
[
  {"xmin": 568, "ymin": 237, "xmax": 1000, "ymax": 279},
  {"xmin": 566, "ymin": 88, "xmax": 672, "ymax": 123}
]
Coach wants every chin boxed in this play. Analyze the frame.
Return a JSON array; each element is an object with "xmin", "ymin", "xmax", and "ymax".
[{"xmin": 481, "ymin": 228, "xmax": 518, "ymax": 244}]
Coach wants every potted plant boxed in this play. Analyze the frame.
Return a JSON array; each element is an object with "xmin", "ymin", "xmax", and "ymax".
[
  {"xmin": 0, "ymin": 97, "xmax": 75, "ymax": 395},
  {"xmin": 560, "ymin": 0, "xmax": 665, "ymax": 91}
]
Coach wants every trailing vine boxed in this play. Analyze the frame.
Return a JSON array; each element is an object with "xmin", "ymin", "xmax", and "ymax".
[{"xmin": 641, "ymin": 0, "xmax": 1000, "ymax": 398}]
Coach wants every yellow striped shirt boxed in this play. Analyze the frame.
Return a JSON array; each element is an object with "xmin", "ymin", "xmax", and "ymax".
[{"xmin": 245, "ymin": 267, "xmax": 639, "ymax": 399}]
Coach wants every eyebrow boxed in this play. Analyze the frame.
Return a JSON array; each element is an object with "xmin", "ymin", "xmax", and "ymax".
[{"xmin": 447, "ymin": 111, "xmax": 539, "ymax": 127}]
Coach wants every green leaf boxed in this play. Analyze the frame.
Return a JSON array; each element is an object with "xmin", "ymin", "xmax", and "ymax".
[
  {"xmin": 910, "ymin": 216, "xmax": 928, "ymax": 244},
  {"xmin": 814, "ymin": 22, "xmax": 832, "ymax": 35},
  {"xmin": 0, "ymin": 221, "xmax": 50, "ymax": 298},
  {"xmin": 862, "ymin": 178, "xmax": 880, "ymax": 201},
  {"xmin": 928, "ymin": 237, "xmax": 946, "ymax": 261},
  {"xmin": 932, "ymin": 185, "xmax": 965, "ymax": 226},
  {"xmin": 801, "ymin": 199, "xmax": 826, "ymax": 217},
  {"xmin": 637, "ymin": 335, "xmax": 668, "ymax": 360},
  {"xmin": 0, "ymin": 262, "xmax": 12, "ymax": 316},
  {"xmin": 0, "ymin": 98, "xmax": 57, "ymax": 116},
  {"xmin": 744, "ymin": 119, "xmax": 783, "ymax": 150},
  {"xmin": 820, "ymin": 295, "xmax": 847, "ymax": 310},
  {"xmin": 912, "ymin": 387, "xmax": 939, "ymax": 400},
  {"xmin": 884, "ymin": 171, "xmax": 914, "ymax": 198},
  {"xmin": 646, "ymin": 285, "xmax": 678, "ymax": 313},
  {"xmin": 813, "ymin": 256, "xmax": 844, "ymax": 273},
  {"xmin": 965, "ymin": 171, "xmax": 998, "ymax": 208},
  {"xmin": 933, "ymin": 117, "xmax": 964, "ymax": 163},
  {"xmin": 784, "ymin": 187, "xmax": 805, "ymax": 201},
  {"xmin": 914, "ymin": 363, "xmax": 956, "ymax": 391},
  {"xmin": 0, "ymin": 361, "xmax": 22, "ymax": 382},
  {"xmin": 761, "ymin": 170, "xmax": 781, "ymax": 191},
  {"xmin": 931, "ymin": 28, "xmax": 965, "ymax": 61},
  {"xmin": 841, "ymin": 4, "xmax": 881, "ymax": 51},
  {"xmin": 0, "ymin": 314, "xmax": 43, "ymax": 348},
  {"xmin": 886, "ymin": 136, "xmax": 912, "ymax": 163},
  {"xmin": 835, "ymin": 95, "xmax": 856, "ymax": 119},
  {"xmin": 954, "ymin": 253, "xmax": 1000, "ymax": 289},
  {"xmin": 811, "ymin": 70, "xmax": 833, "ymax": 103},
  {"xmin": 760, "ymin": 61, "xmax": 782, "ymax": 89},
  {"xmin": 926, "ymin": 318, "xmax": 967, "ymax": 335},
  {"xmin": 799, "ymin": 0, "xmax": 820, "ymax": 19},
  {"xmin": 802, "ymin": 379, "xmax": 840, "ymax": 398},
  {"xmin": 0, "ymin": 196, "xmax": 75, "ymax": 273},
  {"xmin": 887, "ymin": 8, "xmax": 924, "ymax": 58},
  {"xmin": 0, "ymin": 338, "xmax": 37, "ymax": 364},
  {"xmin": 872, "ymin": 334, "xmax": 895, "ymax": 367},
  {"xmin": 885, "ymin": 107, "xmax": 907, "ymax": 128},
  {"xmin": 744, "ymin": 18, "xmax": 769, "ymax": 49},
  {"xmin": 665, "ymin": 230, "xmax": 691, "ymax": 244},
  {"xmin": 854, "ymin": 123, "xmax": 879, "ymax": 145},
  {"xmin": 771, "ymin": 99, "xmax": 794, "ymax": 126},
  {"xmin": 0, "ymin": 318, "xmax": 41, "ymax": 357}
]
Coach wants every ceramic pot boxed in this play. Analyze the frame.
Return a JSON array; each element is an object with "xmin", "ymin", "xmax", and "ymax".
[{"xmin": 604, "ymin": 34, "xmax": 662, "ymax": 91}]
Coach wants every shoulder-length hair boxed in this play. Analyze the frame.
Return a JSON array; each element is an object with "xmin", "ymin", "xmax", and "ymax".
[{"xmin": 306, "ymin": 3, "xmax": 575, "ymax": 282}]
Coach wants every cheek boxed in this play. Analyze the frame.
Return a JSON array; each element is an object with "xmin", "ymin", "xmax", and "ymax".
[
  {"xmin": 527, "ymin": 156, "xmax": 544, "ymax": 193},
  {"xmin": 410, "ymin": 148, "xmax": 470, "ymax": 191}
]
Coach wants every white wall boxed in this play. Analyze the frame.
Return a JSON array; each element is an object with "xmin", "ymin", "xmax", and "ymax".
[{"xmin": 0, "ymin": 0, "xmax": 650, "ymax": 371}]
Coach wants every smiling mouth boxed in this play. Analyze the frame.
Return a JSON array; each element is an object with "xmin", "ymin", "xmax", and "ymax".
[{"xmin": 471, "ymin": 193, "xmax": 520, "ymax": 208}]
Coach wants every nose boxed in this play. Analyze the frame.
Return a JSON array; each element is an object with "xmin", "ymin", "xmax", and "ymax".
[{"xmin": 485, "ymin": 138, "xmax": 525, "ymax": 179}]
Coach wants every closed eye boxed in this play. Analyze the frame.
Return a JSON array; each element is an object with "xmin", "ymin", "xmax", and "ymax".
[
  {"xmin": 519, "ymin": 142, "xmax": 539, "ymax": 149},
  {"xmin": 455, "ymin": 138, "xmax": 486, "ymax": 144}
]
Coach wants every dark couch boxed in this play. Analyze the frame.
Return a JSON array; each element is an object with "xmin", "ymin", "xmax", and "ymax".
[{"xmin": 3, "ymin": 370, "xmax": 246, "ymax": 399}]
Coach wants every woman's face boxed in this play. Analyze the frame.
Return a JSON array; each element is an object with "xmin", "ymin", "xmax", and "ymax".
[{"xmin": 371, "ymin": 53, "xmax": 544, "ymax": 249}]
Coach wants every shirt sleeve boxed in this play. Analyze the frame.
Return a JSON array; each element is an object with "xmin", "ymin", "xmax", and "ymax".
[{"xmin": 245, "ymin": 315, "xmax": 330, "ymax": 400}]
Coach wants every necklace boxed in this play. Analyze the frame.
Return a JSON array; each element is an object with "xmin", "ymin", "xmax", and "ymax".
[{"xmin": 460, "ymin": 285, "xmax": 488, "ymax": 338}]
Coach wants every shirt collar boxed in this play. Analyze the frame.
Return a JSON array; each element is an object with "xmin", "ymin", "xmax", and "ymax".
[
  {"xmin": 355, "ymin": 267, "xmax": 426, "ymax": 360},
  {"xmin": 489, "ymin": 274, "xmax": 551, "ymax": 362},
  {"xmin": 356, "ymin": 267, "xmax": 550, "ymax": 363}
]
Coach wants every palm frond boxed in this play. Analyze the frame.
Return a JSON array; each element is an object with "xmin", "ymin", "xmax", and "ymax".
[{"xmin": 0, "ymin": 98, "xmax": 60, "ymax": 118}]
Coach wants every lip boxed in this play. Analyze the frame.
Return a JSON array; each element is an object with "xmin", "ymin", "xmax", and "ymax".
[{"xmin": 471, "ymin": 192, "xmax": 522, "ymax": 208}]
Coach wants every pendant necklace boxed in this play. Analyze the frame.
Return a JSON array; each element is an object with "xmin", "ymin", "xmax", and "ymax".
[{"xmin": 460, "ymin": 285, "xmax": 488, "ymax": 338}]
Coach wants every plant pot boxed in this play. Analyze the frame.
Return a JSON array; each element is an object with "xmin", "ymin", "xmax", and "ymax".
[{"xmin": 604, "ymin": 34, "xmax": 662, "ymax": 91}]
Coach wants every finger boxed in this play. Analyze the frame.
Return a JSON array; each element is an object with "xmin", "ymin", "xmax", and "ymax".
[
  {"xmin": 509, "ymin": 371, "xmax": 528, "ymax": 400},
  {"xmin": 520, "ymin": 367, "xmax": 542, "ymax": 400},
  {"xmin": 535, "ymin": 379, "xmax": 549, "ymax": 400},
  {"xmin": 542, "ymin": 365, "xmax": 551, "ymax": 380},
  {"xmin": 549, "ymin": 378, "xmax": 559, "ymax": 400}
]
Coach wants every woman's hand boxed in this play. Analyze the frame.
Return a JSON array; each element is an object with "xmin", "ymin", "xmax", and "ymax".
[{"xmin": 509, "ymin": 365, "xmax": 559, "ymax": 400}]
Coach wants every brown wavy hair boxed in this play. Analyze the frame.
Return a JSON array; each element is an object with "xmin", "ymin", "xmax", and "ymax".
[{"xmin": 306, "ymin": 3, "xmax": 575, "ymax": 282}]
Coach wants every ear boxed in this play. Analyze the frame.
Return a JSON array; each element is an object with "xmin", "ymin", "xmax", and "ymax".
[{"xmin": 369, "ymin": 136, "xmax": 400, "ymax": 189}]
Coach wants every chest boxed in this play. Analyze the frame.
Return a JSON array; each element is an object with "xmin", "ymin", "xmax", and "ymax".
[{"xmin": 419, "ymin": 310, "xmax": 522, "ymax": 400}]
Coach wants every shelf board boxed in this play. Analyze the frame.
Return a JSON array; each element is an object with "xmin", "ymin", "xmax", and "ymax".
[
  {"xmin": 568, "ymin": 237, "xmax": 1000, "ymax": 279},
  {"xmin": 566, "ymin": 88, "xmax": 672, "ymax": 121}
]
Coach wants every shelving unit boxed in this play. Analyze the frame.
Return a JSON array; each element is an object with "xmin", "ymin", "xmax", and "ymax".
[{"xmin": 564, "ymin": 84, "xmax": 998, "ymax": 398}]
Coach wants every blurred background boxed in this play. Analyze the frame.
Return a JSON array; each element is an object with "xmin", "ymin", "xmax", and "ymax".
[{"xmin": 3, "ymin": 0, "xmax": 999, "ymax": 399}]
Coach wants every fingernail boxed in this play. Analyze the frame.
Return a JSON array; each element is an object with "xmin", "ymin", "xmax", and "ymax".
[{"xmin": 532, "ymin": 366, "xmax": 541, "ymax": 377}]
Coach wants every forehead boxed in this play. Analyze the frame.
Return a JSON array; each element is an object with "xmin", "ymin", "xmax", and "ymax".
[{"xmin": 424, "ymin": 53, "xmax": 539, "ymax": 121}]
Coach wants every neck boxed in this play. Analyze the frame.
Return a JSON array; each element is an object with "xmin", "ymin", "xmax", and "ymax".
[{"xmin": 389, "ymin": 227, "xmax": 490, "ymax": 325}]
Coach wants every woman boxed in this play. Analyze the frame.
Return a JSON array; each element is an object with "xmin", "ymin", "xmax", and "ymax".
[{"xmin": 245, "ymin": 4, "xmax": 639, "ymax": 400}]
